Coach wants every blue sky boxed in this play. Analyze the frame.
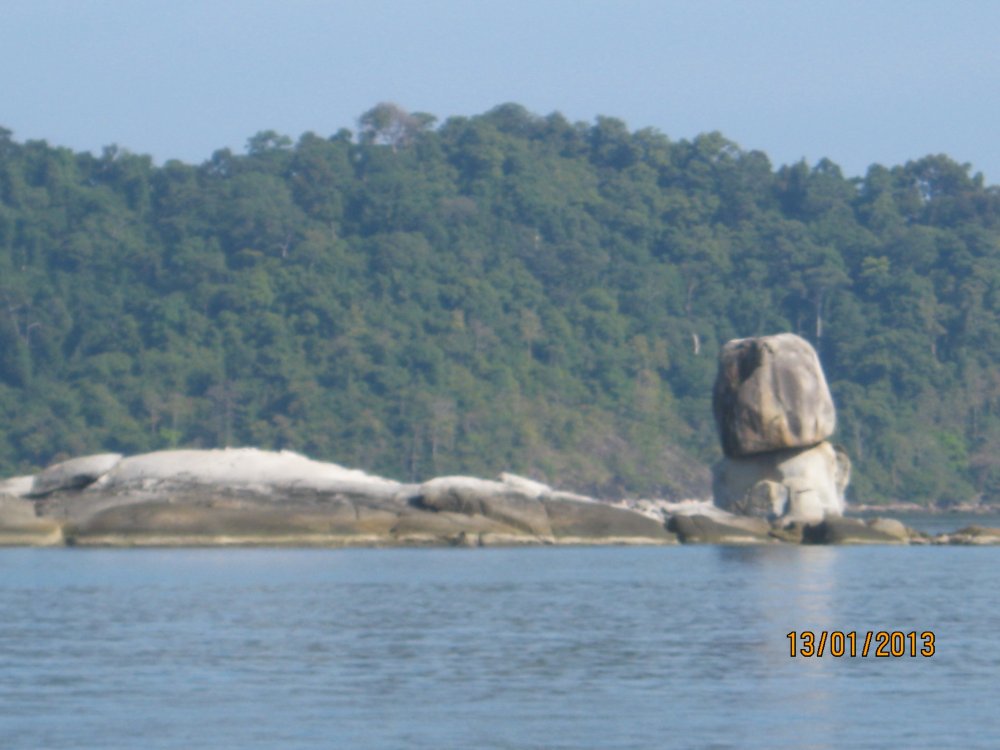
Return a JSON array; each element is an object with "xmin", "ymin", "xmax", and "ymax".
[{"xmin": 3, "ymin": 0, "xmax": 999, "ymax": 183}]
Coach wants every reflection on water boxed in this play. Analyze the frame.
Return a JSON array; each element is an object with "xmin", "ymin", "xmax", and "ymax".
[
  {"xmin": 0, "ymin": 546, "xmax": 998, "ymax": 749},
  {"xmin": 714, "ymin": 545, "xmax": 841, "ymax": 748}
]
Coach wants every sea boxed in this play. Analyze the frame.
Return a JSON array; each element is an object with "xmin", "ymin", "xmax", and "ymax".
[{"xmin": 1, "ymin": 512, "xmax": 999, "ymax": 749}]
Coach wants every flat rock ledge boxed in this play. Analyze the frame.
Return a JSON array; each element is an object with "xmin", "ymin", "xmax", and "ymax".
[{"xmin": 0, "ymin": 449, "xmax": 990, "ymax": 547}]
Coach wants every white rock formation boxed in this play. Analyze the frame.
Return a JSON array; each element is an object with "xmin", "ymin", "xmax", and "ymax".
[
  {"xmin": 498, "ymin": 472, "xmax": 552, "ymax": 498},
  {"xmin": 0, "ymin": 475, "xmax": 36, "ymax": 498},
  {"xmin": 712, "ymin": 441, "xmax": 849, "ymax": 523},
  {"xmin": 90, "ymin": 448, "xmax": 405, "ymax": 499},
  {"xmin": 31, "ymin": 453, "xmax": 123, "ymax": 496}
]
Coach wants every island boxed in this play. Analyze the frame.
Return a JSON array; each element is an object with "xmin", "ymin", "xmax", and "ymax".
[{"xmin": 1, "ymin": 334, "xmax": 996, "ymax": 547}]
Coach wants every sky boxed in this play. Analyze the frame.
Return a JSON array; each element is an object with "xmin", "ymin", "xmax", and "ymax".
[{"xmin": 3, "ymin": 0, "xmax": 999, "ymax": 183}]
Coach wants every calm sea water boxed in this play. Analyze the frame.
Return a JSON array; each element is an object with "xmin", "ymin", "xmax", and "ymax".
[{"xmin": 1, "ymin": 543, "xmax": 998, "ymax": 749}]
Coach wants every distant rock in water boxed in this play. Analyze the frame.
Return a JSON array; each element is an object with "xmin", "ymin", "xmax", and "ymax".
[
  {"xmin": 711, "ymin": 334, "xmax": 846, "ymax": 524},
  {"xmin": 713, "ymin": 333, "xmax": 836, "ymax": 458}
]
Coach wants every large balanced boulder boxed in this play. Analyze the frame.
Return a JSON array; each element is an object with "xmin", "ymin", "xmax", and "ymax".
[{"xmin": 713, "ymin": 333, "xmax": 836, "ymax": 458}]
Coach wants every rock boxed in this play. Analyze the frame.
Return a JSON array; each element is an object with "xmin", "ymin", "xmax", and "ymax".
[
  {"xmin": 543, "ymin": 498, "xmax": 676, "ymax": 543},
  {"xmin": 415, "ymin": 476, "xmax": 552, "ymax": 536},
  {"xmin": 713, "ymin": 442, "xmax": 847, "ymax": 523},
  {"xmin": 667, "ymin": 513, "xmax": 772, "ymax": 544},
  {"xmin": 834, "ymin": 445, "xmax": 852, "ymax": 496},
  {"xmin": 668, "ymin": 503, "xmax": 773, "ymax": 531},
  {"xmin": 768, "ymin": 522, "xmax": 806, "ymax": 544},
  {"xmin": 803, "ymin": 517, "xmax": 906, "ymax": 545},
  {"xmin": 713, "ymin": 333, "xmax": 836, "ymax": 457},
  {"xmin": 545, "ymin": 490, "xmax": 601, "ymax": 504},
  {"xmin": 479, "ymin": 532, "xmax": 550, "ymax": 547},
  {"xmin": 390, "ymin": 509, "xmax": 529, "ymax": 545},
  {"xmin": 453, "ymin": 531, "xmax": 481, "ymax": 548},
  {"xmin": 498, "ymin": 472, "xmax": 551, "ymax": 498},
  {"xmin": 64, "ymin": 497, "xmax": 393, "ymax": 546},
  {"xmin": 783, "ymin": 479, "xmax": 826, "ymax": 524},
  {"xmin": 354, "ymin": 504, "xmax": 401, "ymax": 535},
  {"xmin": 866, "ymin": 517, "xmax": 910, "ymax": 542},
  {"xmin": 651, "ymin": 499, "xmax": 719, "ymax": 518},
  {"xmin": 30, "ymin": 453, "xmax": 123, "ymax": 496},
  {"xmin": 733, "ymin": 479, "xmax": 788, "ymax": 519},
  {"xmin": 0, "ymin": 448, "xmax": 761, "ymax": 547},
  {"xmin": 0, "ymin": 495, "xmax": 63, "ymax": 545},
  {"xmin": 91, "ymin": 448, "xmax": 405, "ymax": 500},
  {"xmin": 940, "ymin": 526, "xmax": 1000, "ymax": 545},
  {"xmin": 0, "ymin": 475, "xmax": 35, "ymax": 498}
]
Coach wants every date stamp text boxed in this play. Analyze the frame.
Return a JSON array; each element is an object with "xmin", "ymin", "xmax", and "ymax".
[{"xmin": 787, "ymin": 630, "xmax": 935, "ymax": 657}]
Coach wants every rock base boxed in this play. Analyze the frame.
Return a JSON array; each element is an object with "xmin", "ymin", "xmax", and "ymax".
[{"xmin": 712, "ymin": 441, "xmax": 850, "ymax": 523}]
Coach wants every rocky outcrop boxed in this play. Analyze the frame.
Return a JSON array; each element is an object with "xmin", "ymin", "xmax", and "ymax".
[
  {"xmin": 934, "ymin": 526, "xmax": 1000, "ymax": 545},
  {"xmin": 543, "ymin": 497, "xmax": 676, "ymax": 543},
  {"xmin": 29, "ymin": 453, "xmax": 123, "ymax": 497},
  {"xmin": 865, "ymin": 517, "xmax": 911, "ymax": 542},
  {"xmin": 1, "ymin": 449, "xmax": 677, "ymax": 547},
  {"xmin": 90, "ymin": 448, "xmax": 404, "ymax": 499},
  {"xmin": 713, "ymin": 333, "xmax": 836, "ymax": 458},
  {"xmin": 0, "ymin": 447, "xmax": 985, "ymax": 547},
  {"xmin": 411, "ymin": 475, "xmax": 674, "ymax": 543},
  {"xmin": 802, "ymin": 517, "xmax": 907, "ymax": 545},
  {"xmin": 414, "ymin": 476, "xmax": 554, "ymax": 536},
  {"xmin": 667, "ymin": 514, "xmax": 772, "ymax": 544},
  {"xmin": 0, "ymin": 495, "xmax": 63, "ymax": 545},
  {"xmin": 713, "ymin": 442, "xmax": 849, "ymax": 522},
  {"xmin": 711, "ymin": 334, "xmax": 848, "ymax": 525}
]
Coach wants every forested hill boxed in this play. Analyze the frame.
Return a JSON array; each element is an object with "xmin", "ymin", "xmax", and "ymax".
[{"xmin": 2, "ymin": 104, "xmax": 1000, "ymax": 505}]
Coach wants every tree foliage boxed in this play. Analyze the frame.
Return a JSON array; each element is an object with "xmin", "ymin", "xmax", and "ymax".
[{"xmin": 1, "ymin": 105, "xmax": 999, "ymax": 504}]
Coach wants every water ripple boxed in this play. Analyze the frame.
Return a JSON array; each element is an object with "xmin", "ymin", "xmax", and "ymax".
[{"xmin": 0, "ymin": 546, "xmax": 998, "ymax": 748}]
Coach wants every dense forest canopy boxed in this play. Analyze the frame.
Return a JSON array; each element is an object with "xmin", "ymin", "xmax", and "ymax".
[{"xmin": 1, "ymin": 103, "xmax": 1000, "ymax": 505}]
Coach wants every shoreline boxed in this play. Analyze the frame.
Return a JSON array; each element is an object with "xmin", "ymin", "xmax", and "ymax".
[{"xmin": 3, "ymin": 448, "xmax": 1000, "ymax": 548}]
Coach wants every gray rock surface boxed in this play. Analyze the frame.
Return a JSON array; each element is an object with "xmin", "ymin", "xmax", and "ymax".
[
  {"xmin": 713, "ymin": 442, "xmax": 848, "ymax": 523},
  {"xmin": 30, "ymin": 453, "xmax": 123, "ymax": 496},
  {"xmin": 866, "ymin": 517, "xmax": 910, "ymax": 542},
  {"xmin": 0, "ymin": 495, "xmax": 63, "ymax": 545},
  {"xmin": 414, "ymin": 476, "xmax": 552, "ymax": 536},
  {"xmin": 803, "ymin": 517, "xmax": 905, "ymax": 545},
  {"xmin": 667, "ymin": 514, "xmax": 772, "ymax": 544},
  {"xmin": 731, "ymin": 479, "xmax": 788, "ymax": 519},
  {"xmin": 713, "ymin": 333, "xmax": 836, "ymax": 458},
  {"xmin": 936, "ymin": 526, "xmax": 1000, "ymax": 545},
  {"xmin": 543, "ymin": 498, "xmax": 676, "ymax": 543},
  {"xmin": 411, "ymin": 475, "xmax": 675, "ymax": 543},
  {"xmin": 2, "ymin": 448, "xmax": 979, "ymax": 547},
  {"xmin": 7, "ymin": 449, "xmax": 678, "ymax": 547}
]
